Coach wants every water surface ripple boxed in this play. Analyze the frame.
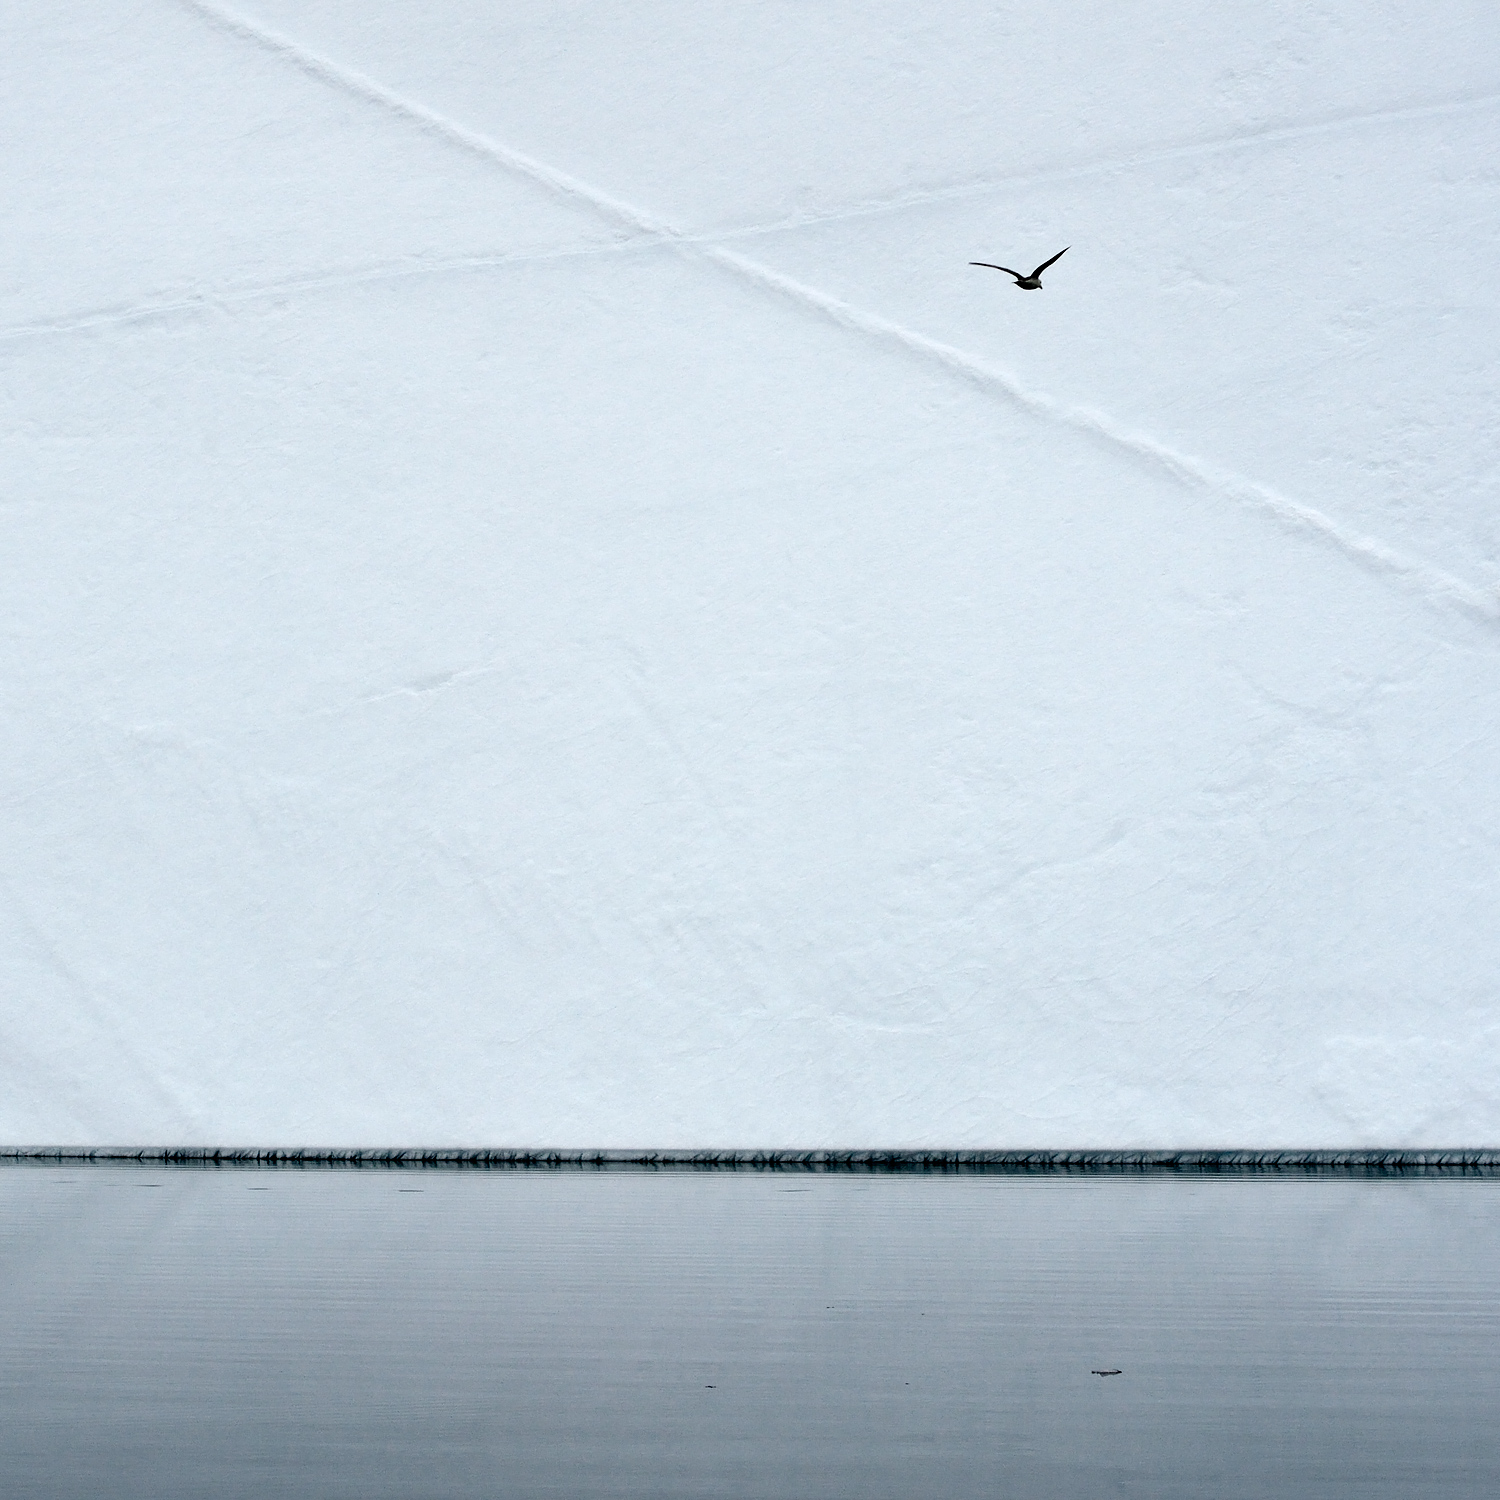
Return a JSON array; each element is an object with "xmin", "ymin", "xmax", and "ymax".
[{"xmin": 2, "ymin": 1165, "xmax": 1496, "ymax": 1498}]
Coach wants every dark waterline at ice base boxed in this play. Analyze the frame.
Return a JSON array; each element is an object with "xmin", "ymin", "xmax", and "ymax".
[{"xmin": 3, "ymin": 1165, "xmax": 1497, "ymax": 1498}]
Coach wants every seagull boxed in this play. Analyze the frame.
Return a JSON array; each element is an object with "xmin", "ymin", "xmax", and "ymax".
[
  {"xmin": 970, "ymin": 247, "xmax": 1069, "ymax": 289},
  {"xmin": 1091, "ymin": 1369, "xmax": 1122, "ymax": 1377}
]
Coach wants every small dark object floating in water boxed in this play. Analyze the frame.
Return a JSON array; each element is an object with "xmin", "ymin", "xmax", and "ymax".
[
  {"xmin": 970, "ymin": 246, "xmax": 1069, "ymax": 289},
  {"xmin": 1091, "ymin": 1369, "xmax": 1123, "ymax": 1376}
]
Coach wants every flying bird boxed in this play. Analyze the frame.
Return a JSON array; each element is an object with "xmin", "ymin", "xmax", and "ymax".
[
  {"xmin": 970, "ymin": 247, "xmax": 1069, "ymax": 289},
  {"xmin": 1091, "ymin": 1369, "xmax": 1122, "ymax": 1377}
]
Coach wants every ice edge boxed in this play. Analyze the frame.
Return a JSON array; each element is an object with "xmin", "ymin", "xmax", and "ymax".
[{"xmin": 5, "ymin": 1146, "xmax": 1500, "ymax": 1174}]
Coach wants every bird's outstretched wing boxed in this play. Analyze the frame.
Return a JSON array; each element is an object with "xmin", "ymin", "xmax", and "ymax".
[
  {"xmin": 970, "ymin": 261, "xmax": 1023, "ymax": 278},
  {"xmin": 1030, "ymin": 246, "xmax": 1069, "ymax": 277}
]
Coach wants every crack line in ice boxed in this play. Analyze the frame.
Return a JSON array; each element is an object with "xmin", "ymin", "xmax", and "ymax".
[
  {"xmin": 15, "ymin": 67, "xmax": 1496, "ymax": 344},
  {"xmin": 710, "ymin": 91, "xmax": 1500, "ymax": 243},
  {"xmin": 178, "ymin": 0, "xmax": 1500, "ymax": 630},
  {"xmin": 703, "ymin": 248, "xmax": 1500, "ymax": 627},
  {"xmin": 179, "ymin": 0, "xmax": 684, "ymax": 241},
  {"xmin": 0, "ymin": 243, "xmax": 667, "ymax": 345}
]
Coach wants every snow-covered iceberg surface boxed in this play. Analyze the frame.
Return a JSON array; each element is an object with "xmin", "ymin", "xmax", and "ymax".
[{"xmin": 4, "ymin": 2, "xmax": 1499, "ymax": 1147}]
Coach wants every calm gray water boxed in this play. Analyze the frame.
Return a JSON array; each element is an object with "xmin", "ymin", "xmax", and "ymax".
[{"xmin": 2, "ymin": 1165, "xmax": 1498, "ymax": 1499}]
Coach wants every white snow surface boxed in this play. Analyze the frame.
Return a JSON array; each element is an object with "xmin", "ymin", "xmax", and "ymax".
[{"xmin": 4, "ymin": 1, "xmax": 1500, "ymax": 1149}]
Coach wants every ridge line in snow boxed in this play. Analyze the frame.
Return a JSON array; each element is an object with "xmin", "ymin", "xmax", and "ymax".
[
  {"xmin": 178, "ymin": 0, "xmax": 683, "ymax": 241},
  {"xmin": 178, "ymin": 0, "xmax": 1500, "ymax": 630},
  {"xmin": 706, "ymin": 247, "xmax": 1500, "ymax": 629},
  {"xmin": 0, "ymin": 243, "xmax": 662, "ymax": 346},
  {"xmin": 712, "ymin": 91, "xmax": 1500, "ymax": 243}
]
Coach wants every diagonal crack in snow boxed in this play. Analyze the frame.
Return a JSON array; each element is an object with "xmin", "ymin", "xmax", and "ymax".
[
  {"xmin": 177, "ymin": 0, "xmax": 1500, "ymax": 630},
  {"xmin": 703, "ymin": 248, "xmax": 1500, "ymax": 627},
  {"xmin": 179, "ymin": 0, "xmax": 682, "ymax": 241}
]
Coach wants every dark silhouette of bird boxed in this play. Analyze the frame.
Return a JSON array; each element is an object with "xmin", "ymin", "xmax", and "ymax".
[
  {"xmin": 1091, "ymin": 1369, "xmax": 1122, "ymax": 1377},
  {"xmin": 970, "ymin": 247, "xmax": 1069, "ymax": 289}
]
